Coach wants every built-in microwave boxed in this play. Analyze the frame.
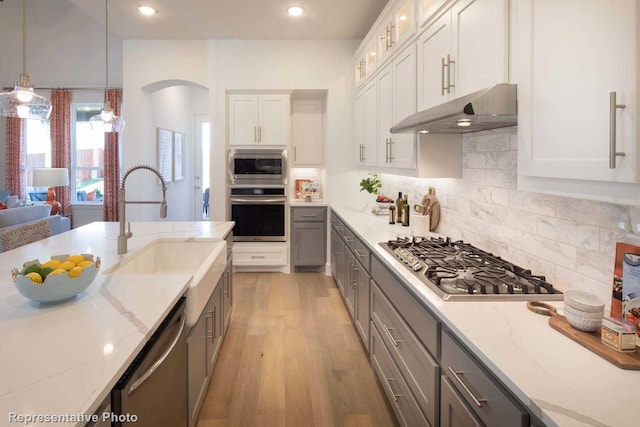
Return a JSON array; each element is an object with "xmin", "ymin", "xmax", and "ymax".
[{"xmin": 228, "ymin": 148, "xmax": 287, "ymax": 186}]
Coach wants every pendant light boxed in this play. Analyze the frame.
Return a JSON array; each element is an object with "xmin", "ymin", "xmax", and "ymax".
[
  {"xmin": 0, "ymin": 0, "xmax": 52, "ymax": 121},
  {"xmin": 90, "ymin": 0, "xmax": 125, "ymax": 133}
]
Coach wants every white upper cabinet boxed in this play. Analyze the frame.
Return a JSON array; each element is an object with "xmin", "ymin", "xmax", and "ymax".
[
  {"xmin": 419, "ymin": 0, "xmax": 448, "ymax": 26},
  {"xmin": 355, "ymin": 81, "xmax": 379, "ymax": 167},
  {"xmin": 376, "ymin": 63, "xmax": 394, "ymax": 168},
  {"xmin": 228, "ymin": 94, "xmax": 290, "ymax": 146},
  {"xmin": 378, "ymin": 0, "xmax": 416, "ymax": 63},
  {"xmin": 291, "ymin": 99, "xmax": 324, "ymax": 166},
  {"xmin": 417, "ymin": 0, "xmax": 509, "ymax": 111},
  {"xmin": 517, "ymin": 0, "xmax": 638, "ymax": 189}
]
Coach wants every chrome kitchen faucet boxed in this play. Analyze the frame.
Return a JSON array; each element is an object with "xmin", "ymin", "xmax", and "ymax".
[{"xmin": 118, "ymin": 164, "xmax": 168, "ymax": 254}]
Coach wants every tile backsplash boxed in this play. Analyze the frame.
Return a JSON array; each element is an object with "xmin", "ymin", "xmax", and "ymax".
[{"xmin": 379, "ymin": 128, "xmax": 640, "ymax": 309}]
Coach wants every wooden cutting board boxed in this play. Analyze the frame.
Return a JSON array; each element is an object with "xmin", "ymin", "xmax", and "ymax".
[{"xmin": 528, "ymin": 302, "xmax": 640, "ymax": 370}]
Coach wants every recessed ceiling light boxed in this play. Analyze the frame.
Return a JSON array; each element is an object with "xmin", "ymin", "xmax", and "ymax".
[
  {"xmin": 457, "ymin": 119, "xmax": 472, "ymax": 127},
  {"xmin": 288, "ymin": 6, "xmax": 304, "ymax": 16},
  {"xmin": 399, "ymin": 15, "xmax": 408, "ymax": 21},
  {"xmin": 138, "ymin": 5, "xmax": 156, "ymax": 16}
]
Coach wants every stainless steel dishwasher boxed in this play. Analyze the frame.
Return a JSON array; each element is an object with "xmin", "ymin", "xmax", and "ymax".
[{"xmin": 111, "ymin": 297, "xmax": 187, "ymax": 426}]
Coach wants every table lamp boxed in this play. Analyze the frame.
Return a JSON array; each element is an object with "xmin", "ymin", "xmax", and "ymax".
[{"xmin": 32, "ymin": 168, "xmax": 69, "ymax": 215}]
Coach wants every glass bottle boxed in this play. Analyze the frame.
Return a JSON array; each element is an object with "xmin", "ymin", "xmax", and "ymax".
[
  {"xmin": 389, "ymin": 205, "xmax": 395, "ymax": 224},
  {"xmin": 395, "ymin": 192, "xmax": 403, "ymax": 224},
  {"xmin": 402, "ymin": 194, "xmax": 410, "ymax": 227}
]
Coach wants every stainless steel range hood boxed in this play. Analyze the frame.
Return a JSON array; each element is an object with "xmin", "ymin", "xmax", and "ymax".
[{"xmin": 390, "ymin": 83, "xmax": 517, "ymax": 134}]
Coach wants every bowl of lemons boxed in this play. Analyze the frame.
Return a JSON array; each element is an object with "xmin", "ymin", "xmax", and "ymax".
[{"xmin": 12, "ymin": 254, "xmax": 101, "ymax": 303}]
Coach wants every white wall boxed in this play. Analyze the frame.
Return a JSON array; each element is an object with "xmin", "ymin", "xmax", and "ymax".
[{"xmin": 360, "ymin": 128, "xmax": 640, "ymax": 310}]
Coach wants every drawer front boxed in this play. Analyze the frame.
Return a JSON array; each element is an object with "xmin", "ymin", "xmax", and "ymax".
[
  {"xmin": 372, "ymin": 284, "xmax": 439, "ymax": 427},
  {"xmin": 441, "ymin": 330, "xmax": 528, "ymax": 427},
  {"xmin": 353, "ymin": 235, "xmax": 371, "ymax": 272},
  {"xmin": 371, "ymin": 255, "xmax": 439, "ymax": 357},
  {"xmin": 440, "ymin": 376, "xmax": 483, "ymax": 427},
  {"xmin": 371, "ymin": 326, "xmax": 431, "ymax": 427},
  {"xmin": 292, "ymin": 206, "xmax": 326, "ymax": 222},
  {"xmin": 233, "ymin": 245, "xmax": 287, "ymax": 266}
]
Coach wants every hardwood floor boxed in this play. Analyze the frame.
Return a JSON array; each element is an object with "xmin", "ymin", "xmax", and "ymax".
[{"xmin": 197, "ymin": 272, "xmax": 398, "ymax": 427}]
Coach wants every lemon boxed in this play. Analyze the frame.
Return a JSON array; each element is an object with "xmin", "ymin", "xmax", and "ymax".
[
  {"xmin": 68, "ymin": 267, "xmax": 83, "ymax": 278},
  {"xmin": 77, "ymin": 260, "xmax": 94, "ymax": 269},
  {"xmin": 48, "ymin": 268, "xmax": 67, "ymax": 277},
  {"xmin": 42, "ymin": 259, "xmax": 62, "ymax": 269},
  {"xmin": 59, "ymin": 261, "xmax": 76, "ymax": 271},
  {"xmin": 25, "ymin": 272, "xmax": 43, "ymax": 284},
  {"xmin": 65, "ymin": 254, "xmax": 86, "ymax": 265}
]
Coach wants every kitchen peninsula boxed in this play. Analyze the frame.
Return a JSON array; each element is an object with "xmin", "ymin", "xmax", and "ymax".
[{"xmin": 0, "ymin": 221, "xmax": 233, "ymax": 426}]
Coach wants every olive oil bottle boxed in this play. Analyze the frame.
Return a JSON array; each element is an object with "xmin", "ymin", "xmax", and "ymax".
[
  {"xmin": 402, "ymin": 194, "xmax": 410, "ymax": 227},
  {"xmin": 395, "ymin": 192, "xmax": 403, "ymax": 224}
]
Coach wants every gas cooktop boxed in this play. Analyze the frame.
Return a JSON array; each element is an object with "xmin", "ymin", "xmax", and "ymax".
[{"xmin": 380, "ymin": 236, "xmax": 564, "ymax": 301}]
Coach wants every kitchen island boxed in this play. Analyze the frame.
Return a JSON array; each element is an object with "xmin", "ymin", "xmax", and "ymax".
[
  {"xmin": 0, "ymin": 221, "xmax": 233, "ymax": 427},
  {"xmin": 331, "ymin": 205, "xmax": 638, "ymax": 427}
]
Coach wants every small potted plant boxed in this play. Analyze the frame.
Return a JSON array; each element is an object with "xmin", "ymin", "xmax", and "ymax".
[{"xmin": 360, "ymin": 173, "xmax": 392, "ymax": 214}]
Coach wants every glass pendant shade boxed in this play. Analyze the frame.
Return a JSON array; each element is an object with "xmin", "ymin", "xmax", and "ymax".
[
  {"xmin": 0, "ymin": 0, "xmax": 51, "ymax": 121},
  {"xmin": 89, "ymin": 102, "xmax": 125, "ymax": 132}
]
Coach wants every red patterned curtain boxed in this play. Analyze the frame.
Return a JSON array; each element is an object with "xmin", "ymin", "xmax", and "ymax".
[
  {"xmin": 103, "ymin": 89, "xmax": 122, "ymax": 221},
  {"xmin": 5, "ymin": 117, "xmax": 25, "ymax": 199},
  {"xmin": 50, "ymin": 89, "xmax": 72, "ymax": 216}
]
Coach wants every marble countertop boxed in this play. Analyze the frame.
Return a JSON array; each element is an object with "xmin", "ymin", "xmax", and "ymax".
[
  {"xmin": 331, "ymin": 205, "xmax": 638, "ymax": 427},
  {"xmin": 0, "ymin": 221, "xmax": 234, "ymax": 426}
]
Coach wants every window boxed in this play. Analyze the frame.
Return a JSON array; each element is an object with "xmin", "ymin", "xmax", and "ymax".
[
  {"xmin": 72, "ymin": 104, "xmax": 105, "ymax": 203},
  {"xmin": 25, "ymin": 120, "xmax": 52, "ymax": 202},
  {"xmin": 23, "ymin": 103, "xmax": 106, "ymax": 203}
]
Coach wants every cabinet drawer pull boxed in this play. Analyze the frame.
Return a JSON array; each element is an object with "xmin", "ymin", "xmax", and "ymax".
[
  {"xmin": 448, "ymin": 366, "xmax": 487, "ymax": 408},
  {"xmin": 251, "ymin": 255, "xmax": 266, "ymax": 259},
  {"xmin": 382, "ymin": 323, "xmax": 403, "ymax": 347},
  {"xmin": 609, "ymin": 91, "xmax": 626, "ymax": 168},
  {"xmin": 354, "ymin": 249, "xmax": 364, "ymax": 257},
  {"xmin": 381, "ymin": 375, "xmax": 403, "ymax": 403}
]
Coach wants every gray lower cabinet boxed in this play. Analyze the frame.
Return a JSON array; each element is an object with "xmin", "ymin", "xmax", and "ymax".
[
  {"xmin": 222, "ymin": 253, "xmax": 233, "ymax": 335},
  {"xmin": 187, "ymin": 275, "xmax": 225, "ymax": 427},
  {"xmin": 440, "ymin": 375, "xmax": 483, "ymax": 427},
  {"xmin": 441, "ymin": 329, "xmax": 529, "ymax": 427},
  {"xmin": 371, "ymin": 282, "xmax": 439, "ymax": 427},
  {"xmin": 330, "ymin": 228, "xmax": 346, "ymax": 295},
  {"xmin": 291, "ymin": 206, "xmax": 327, "ymax": 267},
  {"xmin": 346, "ymin": 250, "xmax": 370, "ymax": 351}
]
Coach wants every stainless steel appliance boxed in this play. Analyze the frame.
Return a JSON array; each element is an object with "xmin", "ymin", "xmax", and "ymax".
[
  {"xmin": 111, "ymin": 298, "xmax": 187, "ymax": 426},
  {"xmin": 228, "ymin": 148, "xmax": 287, "ymax": 186},
  {"xmin": 380, "ymin": 236, "xmax": 563, "ymax": 301},
  {"xmin": 229, "ymin": 187, "xmax": 286, "ymax": 242}
]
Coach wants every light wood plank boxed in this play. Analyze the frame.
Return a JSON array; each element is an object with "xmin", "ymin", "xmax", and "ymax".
[{"xmin": 198, "ymin": 272, "xmax": 398, "ymax": 427}]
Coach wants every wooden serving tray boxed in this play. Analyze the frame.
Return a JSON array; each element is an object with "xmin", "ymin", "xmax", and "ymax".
[{"xmin": 527, "ymin": 301, "xmax": 640, "ymax": 370}]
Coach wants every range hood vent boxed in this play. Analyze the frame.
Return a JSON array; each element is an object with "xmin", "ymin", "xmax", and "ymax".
[{"xmin": 390, "ymin": 84, "xmax": 517, "ymax": 134}]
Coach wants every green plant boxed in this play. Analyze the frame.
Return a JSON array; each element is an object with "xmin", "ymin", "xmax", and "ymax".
[{"xmin": 359, "ymin": 172, "xmax": 382, "ymax": 195}]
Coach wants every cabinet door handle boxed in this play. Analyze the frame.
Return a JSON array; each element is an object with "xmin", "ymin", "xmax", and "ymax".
[
  {"xmin": 251, "ymin": 255, "xmax": 266, "ymax": 259},
  {"xmin": 446, "ymin": 54, "xmax": 455, "ymax": 94},
  {"xmin": 609, "ymin": 91, "xmax": 626, "ymax": 168},
  {"xmin": 294, "ymin": 146, "xmax": 297, "ymax": 161},
  {"xmin": 448, "ymin": 366, "xmax": 487, "ymax": 408},
  {"xmin": 388, "ymin": 138, "xmax": 394, "ymax": 162},
  {"xmin": 254, "ymin": 125, "xmax": 258, "ymax": 143},
  {"xmin": 258, "ymin": 125, "xmax": 262, "ymax": 143}
]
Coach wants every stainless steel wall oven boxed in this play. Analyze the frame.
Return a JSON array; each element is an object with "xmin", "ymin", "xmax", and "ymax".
[
  {"xmin": 229, "ymin": 187, "xmax": 287, "ymax": 242},
  {"xmin": 228, "ymin": 148, "xmax": 287, "ymax": 186}
]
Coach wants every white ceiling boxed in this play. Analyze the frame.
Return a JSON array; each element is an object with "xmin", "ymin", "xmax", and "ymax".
[{"xmin": 57, "ymin": 0, "xmax": 388, "ymax": 40}]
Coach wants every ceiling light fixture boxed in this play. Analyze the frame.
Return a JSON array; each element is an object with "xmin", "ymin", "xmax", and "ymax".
[
  {"xmin": 457, "ymin": 119, "xmax": 472, "ymax": 127},
  {"xmin": 137, "ymin": 5, "xmax": 156, "ymax": 16},
  {"xmin": 90, "ymin": 0, "xmax": 125, "ymax": 133},
  {"xmin": 0, "ymin": 0, "xmax": 51, "ymax": 121},
  {"xmin": 288, "ymin": 6, "xmax": 304, "ymax": 16}
]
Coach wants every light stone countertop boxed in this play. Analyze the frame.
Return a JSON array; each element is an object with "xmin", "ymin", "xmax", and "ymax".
[
  {"xmin": 0, "ymin": 221, "xmax": 233, "ymax": 427},
  {"xmin": 331, "ymin": 204, "xmax": 638, "ymax": 427}
]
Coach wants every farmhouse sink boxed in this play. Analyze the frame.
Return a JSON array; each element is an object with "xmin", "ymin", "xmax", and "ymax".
[{"xmin": 106, "ymin": 238, "xmax": 227, "ymax": 327}]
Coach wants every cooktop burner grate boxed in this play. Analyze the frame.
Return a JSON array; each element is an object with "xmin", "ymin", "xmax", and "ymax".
[{"xmin": 380, "ymin": 236, "xmax": 563, "ymax": 301}]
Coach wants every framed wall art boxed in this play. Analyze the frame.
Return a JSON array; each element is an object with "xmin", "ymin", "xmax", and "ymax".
[
  {"xmin": 173, "ymin": 132, "xmax": 185, "ymax": 181},
  {"xmin": 157, "ymin": 127, "xmax": 173, "ymax": 183}
]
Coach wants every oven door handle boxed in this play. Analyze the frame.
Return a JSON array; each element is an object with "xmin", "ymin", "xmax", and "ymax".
[{"xmin": 229, "ymin": 197, "xmax": 287, "ymax": 204}]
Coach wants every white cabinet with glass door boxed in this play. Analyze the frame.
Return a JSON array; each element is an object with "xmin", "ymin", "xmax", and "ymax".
[
  {"xmin": 376, "ymin": 43, "xmax": 417, "ymax": 170},
  {"xmin": 417, "ymin": 0, "xmax": 508, "ymax": 111},
  {"xmin": 228, "ymin": 94, "xmax": 290, "ymax": 146},
  {"xmin": 355, "ymin": 37, "xmax": 378, "ymax": 88},
  {"xmin": 377, "ymin": 0, "xmax": 416, "ymax": 64},
  {"xmin": 517, "ymin": 0, "xmax": 638, "ymax": 199},
  {"xmin": 355, "ymin": 80, "xmax": 378, "ymax": 167},
  {"xmin": 418, "ymin": 0, "xmax": 449, "ymax": 27}
]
